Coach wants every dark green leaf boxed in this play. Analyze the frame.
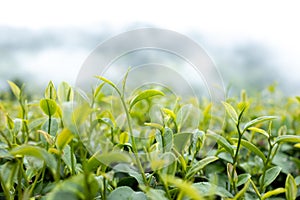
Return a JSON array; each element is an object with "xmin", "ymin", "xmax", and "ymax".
[{"xmin": 261, "ymin": 166, "xmax": 281, "ymax": 188}]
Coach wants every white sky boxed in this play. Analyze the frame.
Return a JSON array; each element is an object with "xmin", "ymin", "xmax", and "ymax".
[{"xmin": 1, "ymin": 0, "xmax": 300, "ymax": 87}]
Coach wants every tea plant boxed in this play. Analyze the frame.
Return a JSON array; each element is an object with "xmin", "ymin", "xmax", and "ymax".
[{"xmin": 0, "ymin": 75, "xmax": 299, "ymax": 200}]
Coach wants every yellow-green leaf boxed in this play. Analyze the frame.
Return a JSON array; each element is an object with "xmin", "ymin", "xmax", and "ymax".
[
  {"xmin": 285, "ymin": 174, "xmax": 297, "ymax": 200},
  {"xmin": 248, "ymin": 127, "xmax": 269, "ymax": 138},
  {"xmin": 45, "ymin": 81, "xmax": 57, "ymax": 100},
  {"xmin": 129, "ymin": 89, "xmax": 164, "ymax": 112},
  {"xmin": 56, "ymin": 129, "xmax": 74, "ymax": 150},
  {"xmin": 222, "ymin": 102, "xmax": 238, "ymax": 124},
  {"xmin": 164, "ymin": 175, "xmax": 204, "ymax": 200},
  {"xmin": 40, "ymin": 98, "xmax": 57, "ymax": 116},
  {"xmin": 7, "ymin": 80, "xmax": 21, "ymax": 99},
  {"xmin": 119, "ymin": 132, "xmax": 129, "ymax": 144},
  {"xmin": 262, "ymin": 188, "xmax": 285, "ymax": 200},
  {"xmin": 243, "ymin": 116, "xmax": 277, "ymax": 132}
]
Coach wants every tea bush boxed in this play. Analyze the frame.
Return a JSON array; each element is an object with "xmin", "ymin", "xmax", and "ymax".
[{"xmin": 0, "ymin": 77, "xmax": 299, "ymax": 200}]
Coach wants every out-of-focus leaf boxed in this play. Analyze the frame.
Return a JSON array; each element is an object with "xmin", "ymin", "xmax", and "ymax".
[
  {"xmin": 275, "ymin": 135, "xmax": 300, "ymax": 144},
  {"xmin": 7, "ymin": 80, "xmax": 21, "ymax": 99},
  {"xmin": 192, "ymin": 182, "xmax": 233, "ymax": 198},
  {"xmin": 47, "ymin": 173, "xmax": 98, "ymax": 200},
  {"xmin": 173, "ymin": 132, "xmax": 192, "ymax": 153},
  {"xmin": 163, "ymin": 175, "xmax": 204, "ymax": 200},
  {"xmin": 107, "ymin": 186, "xmax": 147, "ymax": 200}
]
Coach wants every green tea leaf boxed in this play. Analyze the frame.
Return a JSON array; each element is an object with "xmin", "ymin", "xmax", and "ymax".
[
  {"xmin": 10, "ymin": 145, "xmax": 57, "ymax": 175},
  {"xmin": 231, "ymin": 138, "xmax": 266, "ymax": 163},
  {"xmin": 261, "ymin": 166, "xmax": 281, "ymax": 188},
  {"xmin": 151, "ymin": 152, "xmax": 176, "ymax": 171},
  {"xmin": 119, "ymin": 132, "xmax": 129, "ymax": 144},
  {"xmin": 261, "ymin": 188, "xmax": 285, "ymax": 200},
  {"xmin": 275, "ymin": 135, "xmax": 300, "ymax": 144},
  {"xmin": 237, "ymin": 173, "xmax": 251, "ymax": 187},
  {"xmin": 161, "ymin": 108, "xmax": 176, "ymax": 120},
  {"xmin": 40, "ymin": 98, "xmax": 57, "ymax": 117},
  {"xmin": 7, "ymin": 80, "xmax": 21, "ymax": 99},
  {"xmin": 185, "ymin": 156, "xmax": 218, "ymax": 180},
  {"xmin": 45, "ymin": 81, "xmax": 57, "ymax": 100},
  {"xmin": 144, "ymin": 122, "xmax": 163, "ymax": 131},
  {"xmin": 156, "ymin": 127, "xmax": 173, "ymax": 152},
  {"xmin": 129, "ymin": 89, "xmax": 164, "ymax": 112},
  {"xmin": 47, "ymin": 173, "xmax": 98, "ymax": 200},
  {"xmin": 162, "ymin": 127, "xmax": 173, "ymax": 152},
  {"xmin": 243, "ymin": 116, "xmax": 277, "ymax": 132},
  {"xmin": 285, "ymin": 174, "xmax": 297, "ymax": 200},
  {"xmin": 192, "ymin": 182, "xmax": 233, "ymax": 198},
  {"xmin": 92, "ymin": 151, "xmax": 132, "ymax": 167},
  {"xmin": 0, "ymin": 161, "xmax": 19, "ymax": 190},
  {"xmin": 41, "ymin": 118, "xmax": 58, "ymax": 136},
  {"xmin": 58, "ymin": 81, "xmax": 73, "ymax": 102},
  {"xmin": 173, "ymin": 132, "xmax": 192, "ymax": 153},
  {"xmin": 95, "ymin": 76, "xmax": 118, "ymax": 91},
  {"xmin": 222, "ymin": 102, "xmax": 238, "ymax": 124},
  {"xmin": 56, "ymin": 129, "xmax": 74, "ymax": 150},
  {"xmin": 143, "ymin": 188, "xmax": 168, "ymax": 200},
  {"xmin": 206, "ymin": 130, "xmax": 234, "ymax": 156},
  {"xmin": 108, "ymin": 186, "xmax": 147, "ymax": 200},
  {"xmin": 0, "ymin": 109, "xmax": 6, "ymax": 131},
  {"xmin": 165, "ymin": 175, "xmax": 205, "ymax": 200},
  {"xmin": 232, "ymin": 180, "xmax": 250, "ymax": 200},
  {"xmin": 248, "ymin": 127, "xmax": 269, "ymax": 138}
]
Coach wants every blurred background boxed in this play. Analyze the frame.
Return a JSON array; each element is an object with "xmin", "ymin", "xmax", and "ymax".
[{"xmin": 1, "ymin": 0, "xmax": 300, "ymax": 96}]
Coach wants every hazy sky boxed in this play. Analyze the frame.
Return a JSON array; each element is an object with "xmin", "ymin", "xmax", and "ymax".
[{"xmin": 1, "ymin": 0, "xmax": 300, "ymax": 91}]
